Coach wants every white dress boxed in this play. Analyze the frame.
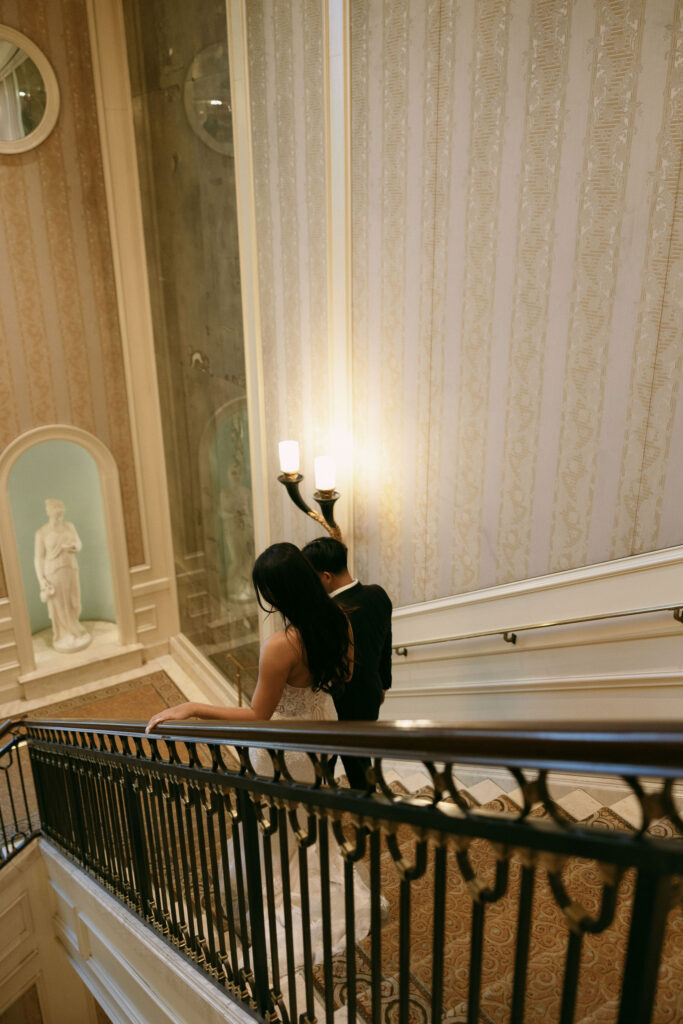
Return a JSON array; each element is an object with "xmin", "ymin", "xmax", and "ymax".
[{"xmin": 229, "ymin": 683, "xmax": 373, "ymax": 969}]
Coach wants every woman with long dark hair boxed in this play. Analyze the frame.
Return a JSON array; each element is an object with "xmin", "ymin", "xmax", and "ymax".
[
  {"xmin": 146, "ymin": 543, "xmax": 372, "ymax": 969},
  {"xmin": 146, "ymin": 542, "xmax": 352, "ymax": 730}
]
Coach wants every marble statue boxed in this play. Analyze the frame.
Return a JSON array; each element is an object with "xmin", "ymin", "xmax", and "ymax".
[{"xmin": 34, "ymin": 499, "xmax": 91, "ymax": 653}]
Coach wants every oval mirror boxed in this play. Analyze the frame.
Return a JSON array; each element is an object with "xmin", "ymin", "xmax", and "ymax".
[
  {"xmin": 0, "ymin": 26, "xmax": 59, "ymax": 154},
  {"xmin": 183, "ymin": 42, "xmax": 233, "ymax": 156}
]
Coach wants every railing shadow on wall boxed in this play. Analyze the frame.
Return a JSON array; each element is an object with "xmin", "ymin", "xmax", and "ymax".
[{"xmin": 2, "ymin": 717, "xmax": 682, "ymax": 1024}]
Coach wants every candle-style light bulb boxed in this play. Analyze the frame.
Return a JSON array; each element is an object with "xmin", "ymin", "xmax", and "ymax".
[
  {"xmin": 314, "ymin": 455, "xmax": 336, "ymax": 491},
  {"xmin": 279, "ymin": 440, "xmax": 300, "ymax": 474}
]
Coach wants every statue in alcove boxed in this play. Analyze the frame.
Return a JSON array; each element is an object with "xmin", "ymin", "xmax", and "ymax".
[
  {"xmin": 219, "ymin": 420, "xmax": 254, "ymax": 605},
  {"xmin": 34, "ymin": 498, "xmax": 91, "ymax": 653}
]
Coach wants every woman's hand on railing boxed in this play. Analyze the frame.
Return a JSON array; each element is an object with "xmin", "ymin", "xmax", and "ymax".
[{"xmin": 146, "ymin": 702, "xmax": 199, "ymax": 733}]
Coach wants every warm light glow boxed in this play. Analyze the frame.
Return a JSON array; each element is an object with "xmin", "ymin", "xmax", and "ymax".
[
  {"xmin": 314, "ymin": 455, "xmax": 336, "ymax": 491},
  {"xmin": 279, "ymin": 440, "xmax": 300, "ymax": 474}
]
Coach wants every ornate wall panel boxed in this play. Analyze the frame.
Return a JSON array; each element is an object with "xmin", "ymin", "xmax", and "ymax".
[
  {"xmin": 0, "ymin": 0, "xmax": 144, "ymax": 593},
  {"xmin": 348, "ymin": 0, "xmax": 682, "ymax": 606}
]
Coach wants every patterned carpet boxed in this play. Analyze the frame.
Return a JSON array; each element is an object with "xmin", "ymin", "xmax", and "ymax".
[
  {"xmin": 24, "ymin": 669, "xmax": 186, "ymax": 722},
  {"xmin": 1, "ymin": 671, "xmax": 186, "ymax": 849}
]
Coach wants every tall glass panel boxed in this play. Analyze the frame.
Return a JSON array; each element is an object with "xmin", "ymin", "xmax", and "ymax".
[{"xmin": 122, "ymin": 0, "xmax": 258, "ymax": 697}]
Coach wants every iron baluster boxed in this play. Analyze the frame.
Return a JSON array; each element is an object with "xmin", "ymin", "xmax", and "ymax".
[
  {"xmin": 172, "ymin": 778, "xmax": 198, "ymax": 954},
  {"xmin": 193, "ymin": 786, "xmax": 218, "ymax": 968},
  {"xmin": 122, "ymin": 770, "xmax": 153, "ymax": 920},
  {"xmin": 93, "ymin": 761, "xmax": 117, "ymax": 888},
  {"xmin": 369, "ymin": 827, "xmax": 384, "ymax": 1024},
  {"xmin": 510, "ymin": 860, "xmax": 536, "ymax": 1023},
  {"xmin": 14, "ymin": 742, "xmax": 33, "ymax": 837},
  {"xmin": 67, "ymin": 755, "xmax": 89, "ymax": 866},
  {"xmin": 455, "ymin": 846, "xmax": 509, "ymax": 1024},
  {"xmin": 153, "ymin": 775, "xmax": 179, "ymax": 935},
  {"xmin": 229, "ymin": 792, "xmax": 254, "ymax": 986},
  {"xmin": 138, "ymin": 771, "xmax": 165, "ymax": 928},
  {"xmin": 238, "ymin": 786, "xmax": 271, "ymax": 1017},
  {"xmin": 216, "ymin": 793, "xmax": 241, "ymax": 991},
  {"xmin": 255, "ymin": 800, "xmax": 286, "ymax": 1014},
  {"xmin": 430, "ymin": 843, "xmax": 447, "ymax": 1024},
  {"xmin": 184, "ymin": 785, "xmax": 207, "ymax": 958},
  {"xmin": 617, "ymin": 869, "xmax": 679, "ymax": 1023},
  {"xmin": 204, "ymin": 789, "xmax": 228, "ymax": 971},
  {"xmin": 547, "ymin": 858, "xmax": 620, "ymax": 1024},
  {"xmin": 113, "ymin": 766, "xmax": 137, "ymax": 907},
  {"xmin": 559, "ymin": 931, "xmax": 582, "ymax": 1024},
  {"xmin": 386, "ymin": 834, "xmax": 427, "ymax": 1024},
  {"xmin": 148, "ymin": 774, "xmax": 173, "ymax": 933},
  {"xmin": 289, "ymin": 804, "xmax": 318, "ymax": 1023},
  {"xmin": 333, "ymin": 820, "xmax": 368, "ymax": 1024},
  {"xmin": 317, "ymin": 813, "xmax": 335, "ymax": 1024},
  {"xmin": 277, "ymin": 804, "xmax": 298, "ymax": 1023}
]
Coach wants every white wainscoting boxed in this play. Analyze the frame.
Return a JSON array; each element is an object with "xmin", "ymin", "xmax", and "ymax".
[
  {"xmin": 42, "ymin": 841, "xmax": 253, "ymax": 1024},
  {"xmin": 0, "ymin": 844, "xmax": 98, "ymax": 1024},
  {"xmin": 384, "ymin": 547, "xmax": 683, "ymax": 723}
]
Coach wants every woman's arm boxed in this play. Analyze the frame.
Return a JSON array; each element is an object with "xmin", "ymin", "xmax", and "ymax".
[{"xmin": 146, "ymin": 631, "xmax": 297, "ymax": 733}]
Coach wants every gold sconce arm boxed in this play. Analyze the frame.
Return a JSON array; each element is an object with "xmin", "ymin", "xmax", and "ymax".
[{"xmin": 277, "ymin": 473, "xmax": 343, "ymax": 542}]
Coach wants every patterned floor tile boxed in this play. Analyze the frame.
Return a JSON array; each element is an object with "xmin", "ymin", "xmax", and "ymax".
[
  {"xmin": 555, "ymin": 788, "xmax": 603, "ymax": 821},
  {"xmin": 608, "ymin": 794, "xmax": 642, "ymax": 827},
  {"xmin": 468, "ymin": 779, "xmax": 506, "ymax": 805}
]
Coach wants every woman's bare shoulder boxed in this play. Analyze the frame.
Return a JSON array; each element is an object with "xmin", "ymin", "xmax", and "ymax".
[{"xmin": 261, "ymin": 628, "xmax": 301, "ymax": 662}]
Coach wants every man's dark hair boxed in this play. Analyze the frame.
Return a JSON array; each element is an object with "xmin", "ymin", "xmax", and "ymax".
[{"xmin": 301, "ymin": 537, "xmax": 348, "ymax": 575}]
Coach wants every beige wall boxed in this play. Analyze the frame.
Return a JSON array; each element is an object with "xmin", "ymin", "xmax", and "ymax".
[
  {"xmin": 0, "ymin": 0, "xmax": 144, "ymax": 598},
  {"xmin": 247, "ymin": 0, "xmax": 682, "ymax": 609}
]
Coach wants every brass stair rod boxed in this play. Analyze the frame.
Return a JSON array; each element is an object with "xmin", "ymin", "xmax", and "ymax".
[{"xmin": 393, "ymin": 602, "xmax": 683, "ymax": 656}]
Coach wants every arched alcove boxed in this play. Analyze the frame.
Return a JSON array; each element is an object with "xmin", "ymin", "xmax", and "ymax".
[{"xmin": 0, "ymin": 426, "xmax": 138, "ymax": 676}]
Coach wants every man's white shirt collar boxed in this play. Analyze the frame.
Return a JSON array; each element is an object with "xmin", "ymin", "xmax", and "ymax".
[{"xmin": 329, "ymin": 579, "xmax": 359, "ymax": 598}]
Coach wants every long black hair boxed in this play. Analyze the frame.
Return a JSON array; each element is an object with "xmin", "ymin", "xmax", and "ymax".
[{"xmin": 252, "ymin": 542, "xmax": 350, "ymax": 697}]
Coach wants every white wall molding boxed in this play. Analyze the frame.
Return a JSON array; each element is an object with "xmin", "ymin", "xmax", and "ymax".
[
  {"xmin": 0, "ymin": 844, "xmax": 98, "ymax": 1024},
  {"xmin": 43, "ymin": 840, "xmax": 253, "ymax": 1024},
  {"xmin": 386, "ymin": 546, "xmax": 683, "ymax": 722},
  {"xmin": 85, "ymin": 0, "xmax": 180, "ymax": 655},
  {"xmin": 169, "ymin": 634, "xmax": 240, "ymax": 708}
]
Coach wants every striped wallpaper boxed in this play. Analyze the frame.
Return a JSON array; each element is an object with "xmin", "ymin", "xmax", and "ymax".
[
  {"xmin": 247, "ymin": 0, "xmax": 332, "ymax": 549},
  {"xmin": 0, "ymin": 1, "xmax": 677, "ymax": 614},
  {"xmin": 0, "ymin": 0, "xmax": 143, "ymax": 597},
  {"xmin": 248, "ymin": 0, "xmax": 683, "ymax": 609}
]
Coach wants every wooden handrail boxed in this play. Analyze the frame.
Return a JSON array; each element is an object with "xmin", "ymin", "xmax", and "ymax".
[
  {"xmin": 0, "ymin": 717, "xmax": 23, "ymax": 742},
  {"xmin": 23, "ymin": 718, "xmax": 683, "ymax": 778}
]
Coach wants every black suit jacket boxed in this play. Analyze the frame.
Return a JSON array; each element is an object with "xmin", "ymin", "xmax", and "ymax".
[{"xmin": 333, "ymin": 582, "xmax": 392, "ymax": 722}]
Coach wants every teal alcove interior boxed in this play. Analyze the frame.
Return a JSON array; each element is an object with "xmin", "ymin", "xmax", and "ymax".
[{"xmin": 8, "ymin": 441, "xmax": 117, "ymax": 634}]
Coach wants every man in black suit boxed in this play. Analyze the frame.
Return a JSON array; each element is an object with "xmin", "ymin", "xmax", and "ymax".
[{"xmin": 302, "ymin": 537, "xmax": 392, "ymax": 789}]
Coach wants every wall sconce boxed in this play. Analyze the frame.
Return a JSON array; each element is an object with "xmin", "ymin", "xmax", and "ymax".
[{"xmin": 278, "ymin": 440, "xmax": 342, "ymax": 541}]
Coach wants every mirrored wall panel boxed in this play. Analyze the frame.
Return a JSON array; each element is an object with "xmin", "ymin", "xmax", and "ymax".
[{"xmin": 123, "ymin": 0, "xmax": 258, "ymax": 697}]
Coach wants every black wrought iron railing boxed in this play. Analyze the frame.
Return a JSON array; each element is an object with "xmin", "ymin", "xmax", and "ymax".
[
  {"xmin": 5, "ymin": 718, "xmax": 683, "ymax": 1024},
  {"xmin": 0, "ymin": 718, "xmax": 40, "ymax": 864}
]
